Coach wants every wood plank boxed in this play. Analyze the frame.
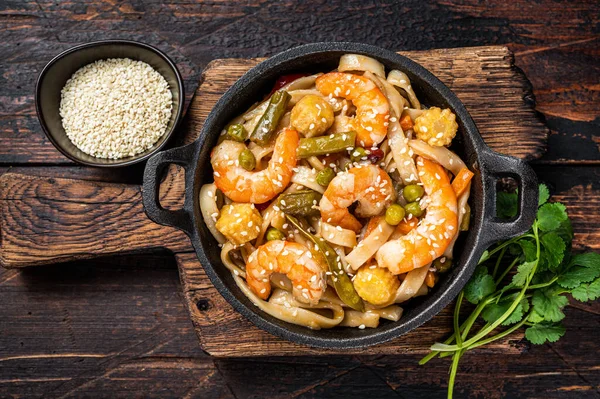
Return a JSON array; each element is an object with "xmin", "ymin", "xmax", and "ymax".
[
  {"xmin": 0, "ymin": 46, "xmax": 546, "ymax": 269},
  {"xmin": 0, "ymin": 172, "xmax": 191, "ymax": 267},
  {"xmin": 178, "ymin": 165, "xmax": 600, "ymax": 357}
]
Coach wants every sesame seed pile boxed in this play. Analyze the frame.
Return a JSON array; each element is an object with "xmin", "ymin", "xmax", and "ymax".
[{"xmin": 59, "ymin": 58, "xmax": 173, "ymax": 159}]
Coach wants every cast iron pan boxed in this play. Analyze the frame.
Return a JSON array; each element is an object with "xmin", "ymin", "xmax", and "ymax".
[{"xmin": 142, "ymin": 42, "xmax": 538, "ymax": 349}]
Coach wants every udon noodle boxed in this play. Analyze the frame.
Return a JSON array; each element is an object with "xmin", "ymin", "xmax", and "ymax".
[{"xmin": 200, "ymin": 54, "xmax": 472, "ymax": 329}]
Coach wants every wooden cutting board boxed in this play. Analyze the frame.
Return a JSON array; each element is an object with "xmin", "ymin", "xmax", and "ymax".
[{"xmin": 0, "ymin": 46, "xmax": 548, "ymax": 357}]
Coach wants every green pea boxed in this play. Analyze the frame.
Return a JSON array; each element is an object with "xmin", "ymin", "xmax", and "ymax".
[
  {"xmin": 316, "ymin": 167, "xmax": 336, "ymax": 187},
  {"xmin": 403, "ymin": 184, "xmax": 425, "ymax": 203},
  {"xmin": 227, "ymin": 123, "xmax": 248, "ymax": 142},
  {"xmin": 433, "ymin": 257, "xmax": 452, "ymax": 273},
  {"xmin": 385, "ymin": 204, "xmax": 406, "ymax": 226},
  {"xmin": 238, "ymin": 149, "xmax": 256, "ymax": 171},
  {"xmin": 405, "ymin": 201, "xmax": 423, "ymax": 217},
  {"xmin": 350, "ymin": 147, "xmax": 367, "ymax": 162},
  {"xmin": 266, "ymin": 227, "xmax": 285, "ymax": 241}
]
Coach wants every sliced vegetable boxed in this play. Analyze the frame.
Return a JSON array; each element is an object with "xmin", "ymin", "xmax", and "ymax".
[
  {"xmin": 277, "ymin": 190, "xmax": 322, "ymax": 217},
  {"xmin": 316, "ymin": 167, "xmax": 336, "ymax": 187},
  {"xmin": 350, "ymin": 147, "xmax": 367, "ymax": 162},
  {"xmin": 286, "ymin": 215, "xmax": 365, "ymax": 312},
  {"xmin": 266, "ymin": 227, "xmax": 285, "ymax": 241},
  {"xmin": 270, "ymin": 73, "xmax": 309, "ymax": 94},
  {"xmin": 399, "ymin": 114, "xmax": 413, "ymax": 131},
  {"xmin": 433, "ymin": 257, "xmax": 452, "ymax": 273},
  {"xmin": 250, "ymin": 90, "xmax": 291, "ymax": 145},
  {"xmin": 297, "ymin": 131, "xmax": 357, "ymax": 158},
  {"xmin": 452, "ymin": 168, "xmax": 474, "ymax": 197},
  {"xmin": 226, "ymin": 123, "xmax": 248, "ymax": 142},
  {"xmin": 460, "ymin": 203, "xmax": 471, "ymax": 231},
  {"xmin": 425, "ymin": 271, "xmax": 438, "ymax": 288}
]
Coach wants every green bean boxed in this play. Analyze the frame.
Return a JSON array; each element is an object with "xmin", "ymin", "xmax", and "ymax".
[
  {"xmin": 350, "ymin": 147, "xmax": 367, "ymax": 162},
  {"xmin": 266, "ymin": 227, "xmax": 285, "ymax": 241},
  {"xmin": 226, "ymin": 123, "xmax": 248, "ymax": 142},
  {"xmin": 433, "ymin": 257, "xmax": 452, "ymax": 273},
  {"xmin": 385, "ymin": 204, "xmax": 406, "ymax": 226},
  {"xmin": 250, "ymin": 90, "xmax": 291, "ymax": 145},
  {"xmin": 277, "ymin": 190, "xmax": 322, "ymax": 217},
  {"xmin": 316, "ymin": 167, "xmax": 336, "ymax": 187},
  {"xmin": 460, "ymin": 203, "xmax": 471, "ymax": 231},
  {"xmin": 238, "ymin": 149, "xmax": 256, "ymax": 171},
  {"xmin": 296, "ymin": 131, "xmax": 357, "ymax": 158},
  {"xmin": 286, "ymin": 215, "xmax": 365, "ymax": 312}
]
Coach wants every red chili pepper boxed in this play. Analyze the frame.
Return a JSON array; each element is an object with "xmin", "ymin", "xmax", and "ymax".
[
  {"xmin": 254, "ymin": 200, "xmax": 271, "ymax": 212},
  {"xmin": 368, "ymin": 148, "xmax": 385, "ymax": 164},
  {"xmin": 269, "ymin": 73, "xmax": 310, "ymax": 95}
]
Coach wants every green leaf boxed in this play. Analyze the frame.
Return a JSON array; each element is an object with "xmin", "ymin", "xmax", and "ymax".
[
  {"xmin": 478, "ymin": 250, "xmax": 490, "ymax": 264},
  {"xmin": 464, "ymin": 266, "xmax": 496, "ymax": 304},
  {"xmin": 557, "ymin": 252, "xmax": 600, "ymax": 289},
  {"xmin": 527, "ymin": 310, "xmax": 545, "ymax": 323},
  {"xmin": 497, "ymin": 191, "xmax": 518, "ymax": 219},
  {"xmin": 525, "ymin": 322, "xmax": 566, "ymax": 345},
  {"xmin": 537, "ymin": 203, "xmax": 568, "ymax": 232},
  {"xmin": 532, "ymin": 288, "xmax": 568, "ymax": 322},
  {"xmin": 517, "ymin": 239, "xmax": 537, "ymax": 262},
  {"xmin": 571, "ymin": 278, "xmax": 600, "ymax": 302},
  {"xmin": 540, "ymin": 232, "xmax": 566, "ymax": 271},
  {"xmin": 511, "ymin": 261, "xmax": 536, "ymax": 287},
  {"xmin": 555, "ymin": 217, "xmax": 574, "ymax": 248},
  {"xmin": 538, "ymin": 184, "xmax": 550, "ymax": 207},
  {"xmin": 482, "ymin": 296, "xmax": 529, "ymax": 326}
]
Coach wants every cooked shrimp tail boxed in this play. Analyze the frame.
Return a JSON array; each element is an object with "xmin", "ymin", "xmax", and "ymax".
[
  {"xmin": 376, "ymin": 157, "xmax": 458, "ymax": 274},
  {"xmin": 211, "ymin": 128, "xmax": 299, "ymax": 204},
  {"xmin": 316, "ymin": 72, "xmax": 390, "ymax": 147},
  {"xmin": 246, "ymin": 240, "xmax": 327, "ymax": 305},
  {"xmin": 320, "ymin": 164, "xmax": 396, "ymax": 232}
]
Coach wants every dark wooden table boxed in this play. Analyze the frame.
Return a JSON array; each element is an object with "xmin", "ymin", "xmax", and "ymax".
[{"xmin": 1, "ymin": 1, "xmax": 598, "ymax": 398}]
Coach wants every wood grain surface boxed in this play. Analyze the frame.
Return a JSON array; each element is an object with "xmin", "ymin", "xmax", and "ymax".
[
  {"xmin": 0, "ymin": 45, "xmax": 547, "ymax": 268},
  {"xmin": 0, "ymin": 46, "xmax": 553, "ymax": 357},
  {"xmin": 1, "ymin": 0, "xmax": 599, "ymax": 397}
]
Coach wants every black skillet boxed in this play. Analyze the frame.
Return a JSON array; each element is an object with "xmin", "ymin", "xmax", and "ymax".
[{"xmin": 142, "ymin": 42, "xmax": 538, "ymax": 349}]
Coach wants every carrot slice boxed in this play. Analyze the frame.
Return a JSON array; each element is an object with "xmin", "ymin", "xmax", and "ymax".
[
  {"xmin": 452, "ymin": 168, "xmax": 474, "ymax": 197},
  {"xmin": 394, "ymin": 217, "xmax": 418, "ymax": 236},
  {"xmin": 399, "ymin": 114, "xmax": 413, "ymax": 131}
]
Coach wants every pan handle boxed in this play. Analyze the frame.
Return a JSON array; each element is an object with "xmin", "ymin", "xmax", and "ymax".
[
  {"xmin": 478, "ymin": 149, "xmax": 538, "ymax": 247},
  {"xmin": 142, "ymin": 141, "xmax": 198, "ymax": 238}
]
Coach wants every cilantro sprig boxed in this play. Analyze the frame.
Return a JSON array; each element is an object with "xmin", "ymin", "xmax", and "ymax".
[{"xmin": 419, "ymin": 184, "xmax": 600, "ymax": 398}]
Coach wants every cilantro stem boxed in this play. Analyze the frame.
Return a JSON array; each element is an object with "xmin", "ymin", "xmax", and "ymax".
[
  {"xmin": 447, "ymin": 349, "xmax": 464, "ymax": 399},
  {"xmin": 527, "ymin": 276, "xmax": 558, "ymax": 290},
  {"xmin": 460, "ymin": 313, "xmax": 531, "ymax": 351},
  {"xmin": 492, "ymin": 246, "xmax": 507, "ymax": 279},
  {"xmin": 437, "ymin": 223, "xmax": 541, "ymax": 352},
  {"xmin": 453, "ymin": 291, "xmax": 464, "ymax": 346},
  {"xmin": 495, "ymin": 257, "xmax": 519, "ymax": 286},
  {"xmin": 484, "ymin": 237, "xmax": 521, "ymax": 260}
]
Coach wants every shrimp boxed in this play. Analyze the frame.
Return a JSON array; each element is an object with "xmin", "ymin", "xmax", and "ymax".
[
  {"xmin": 320, "ymin": 164, "xmax": 396, "ymax": 233},
  {"xmin": 211, "ymin": 128, "xmax": 299, "ymax": 204},
  {"xmin": 246, "ymin": 240, "xmax": 327, "ymax": 305},
  {"xmin": 316, "ymin": 72, "xmax": 390, "ymax": 147},
  {"xmin": 376, "ymin": 157, "xmax": 458, "ymax": 274}
]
